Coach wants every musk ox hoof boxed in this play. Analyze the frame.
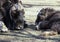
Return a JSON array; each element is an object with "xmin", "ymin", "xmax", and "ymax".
[
  {"xmin": 1, "ymin": 28, "xmax": 8, "ymax": 32},
  {"xmin": 15, "ymin": 26, "xmax": 24, "ymax": 30},
  {"xmin": 0, "ymin": 29, "xmax": 8, "ymax": 33},
  {"xmin": 0, "ymin": 21, "xmax": 8, "ymax": 32},
  {"xmin": 35, "ymin": 25, "xmax": 40, "ymax": 30}
]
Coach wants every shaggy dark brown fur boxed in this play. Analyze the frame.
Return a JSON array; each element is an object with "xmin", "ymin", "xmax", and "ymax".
[
  {"xmin": 35, "ymin": 8, "xmax": 60, "ymax": 34},
  {"xmin": 49, "ymin": 11, "xmax": 60, "ymax": 34},
  {"xmin": 35, "ymin": 8, "xmax": 55, "ymax": 30}
]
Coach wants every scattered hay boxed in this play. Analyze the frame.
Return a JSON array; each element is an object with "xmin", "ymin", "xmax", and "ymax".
[{"xmin": 40, "ymin": 31, "xmax": 58, "ymax": 37}]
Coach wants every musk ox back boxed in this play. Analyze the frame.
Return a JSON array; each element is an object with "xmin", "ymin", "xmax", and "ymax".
[{"xmin": 49, "ymin": 11, "xmax": 60, "ymax": 34}]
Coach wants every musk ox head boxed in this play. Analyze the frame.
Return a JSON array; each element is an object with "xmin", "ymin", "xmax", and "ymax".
[{"xmin": 38, "ymin": 8, "xmax": 55, "ymax": 20}]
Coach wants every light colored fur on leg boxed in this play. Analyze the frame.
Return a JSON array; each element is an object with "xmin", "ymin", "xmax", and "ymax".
[{"xmin": 0, "ymin": 21, "xmax": 8, "ymax": 32}]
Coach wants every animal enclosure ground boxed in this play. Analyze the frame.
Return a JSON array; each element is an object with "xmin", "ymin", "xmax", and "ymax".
[
  {"xmin": 0, "ymin": 0, "xmax": 60, "ymax": 42},
  {"xmin": 0, "ymin": 26, "xmax": 60, "ymax": 42}
]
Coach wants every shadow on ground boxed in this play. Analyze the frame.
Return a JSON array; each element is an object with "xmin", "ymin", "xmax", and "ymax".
[{"xmin": 0, "ymin": 24, "xmax": 60, "ymax": 41}]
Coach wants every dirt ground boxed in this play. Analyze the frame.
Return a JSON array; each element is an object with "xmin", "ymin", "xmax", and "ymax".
[
  {"xmin": 0, "ymin": 25, "xmax": 60, "ymax": 42},
  {"xmin": 0, "ymin": 0, "xmax": 60, "ymax": 42}
]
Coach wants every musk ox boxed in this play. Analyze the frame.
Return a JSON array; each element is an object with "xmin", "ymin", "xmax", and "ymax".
[
  {"xmin": 35, "ymin": 8, "xmax": 55, "ymax": 30},
  {"xmin": 49, "ymin": 11, "xmax": 60, "ymax": 34},
  {"xmin": 0, "ymin": 0, "xmax": 12, "ymax": 32},
  {"xmin": 35, "ymin": 8, "xmax": 60, "ymax": 34}
]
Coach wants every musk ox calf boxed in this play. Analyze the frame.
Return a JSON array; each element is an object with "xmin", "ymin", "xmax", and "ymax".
[
  {"xmin": 35, "ymin": 8, "xmax": 60, "ymax": 34},
  {"xmin": 49, "ymin": 11, "xmax": 60, "ymax": 34},
  {"xmin": 35, "ymin": 8, "xmax": 55, "ymax": 30}
]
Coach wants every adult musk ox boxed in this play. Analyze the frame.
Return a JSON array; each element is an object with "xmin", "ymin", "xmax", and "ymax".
[{"xmin": 1, "ymin": 0, "xmax": 27, "ymax": 30}]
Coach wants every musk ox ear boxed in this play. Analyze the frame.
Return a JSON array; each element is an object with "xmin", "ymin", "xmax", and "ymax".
[{"xmin": 40, "ymin": 8, "xmax": 45, "ymax": 12}]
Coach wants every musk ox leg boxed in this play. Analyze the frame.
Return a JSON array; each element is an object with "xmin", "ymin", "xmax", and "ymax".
[
  {"xmin": 35, "ymin": 22, "xmax": 42, "ymax": 30},
  {"xmin": 50, "ymin": 22, "xmax": 60, "ymax": 34},
  {"xmin": 19, "ymin": 21, "xmax": 24, "ymax": 30},
  {"xmin": 24, "ymin": 21, "xmax": 28, "ymax": 28},
  {"xmin": 14, "ymin": 20, "xmax": 24, "ymax": 30},
  {"xmin": 35, "ymin": 21, "xmax": 49, "ymax": 30},
  {"xmin": 0, "ymin": 21, "xmax": 8, "ymax": 32}
]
